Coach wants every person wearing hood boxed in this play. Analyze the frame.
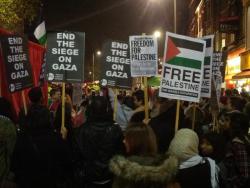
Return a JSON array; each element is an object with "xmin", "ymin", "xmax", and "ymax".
[
  {"xmin": 148, "ymin": 93, "xmax": 184, "ymax": 154},
  {"xmin": 76, "ymin": 96, "xmax": 124, "ymax": 188},
  {"xmin": 168, "ymin": 128, "xmax": 220, "ymax": 188},
  {"xmin": 109, "ymin": 122, "xmax": 178, "ymax": 188},
  {"xmin": 0, "ymin": 97, "xmax": 16, "ymax": 187},
  {"xmin": 12, "ymin": 87, "xmax": 72, "ymax": 188}
]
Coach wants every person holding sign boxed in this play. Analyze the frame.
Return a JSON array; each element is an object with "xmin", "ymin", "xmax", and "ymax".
[{"xmin": 130, "ymin": 90, "xmax": 146, "ymax": 123}]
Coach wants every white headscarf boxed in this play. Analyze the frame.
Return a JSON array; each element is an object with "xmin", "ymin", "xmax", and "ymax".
[{"xmin": 168, "ymin": 128, "xmax": 199, "ymax": 162}]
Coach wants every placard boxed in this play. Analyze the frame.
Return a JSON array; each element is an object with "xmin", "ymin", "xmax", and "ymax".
[
  {"xmin": 129, "ymin": 35, "xmax": 158, "ymax": 77},
  {"xmin": 101, "ymin": 40, "xmax": 132, "ymax": 89},
  {"xmin": 159, "ymin": 32, "xmax": 205, "ymax": 103},
  {"xmin": 46, "ymin": 31, "xmax": 85, "ymax": 83},
  {"xmin": 0, "ymin": 35, "xmax": 33, "ymax": 93},
  {"xmin": 200, "ymin": 35, "xmax": 214, "ymax": 98}
]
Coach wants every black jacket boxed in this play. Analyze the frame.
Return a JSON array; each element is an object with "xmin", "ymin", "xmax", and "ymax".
[
  {"xmin": 11, "ymin": 129, "xmax": 72, "ymax": 188},
  {"xmin": 149, "ymin": 104, "xmax": 184, "ymax": 154},
  {"xmin": 77, "ymin": 119, "xmax": 124, "ymax": 182}
]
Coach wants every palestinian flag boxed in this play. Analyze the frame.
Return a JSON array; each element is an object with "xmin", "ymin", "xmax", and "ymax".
[
  {"xmin": 165, "ymin": 32, "xmax": 205, "ymax": 70},
  {"xmin": 34, "ymin": 21, "xmax": 46, "ymax": 45}
]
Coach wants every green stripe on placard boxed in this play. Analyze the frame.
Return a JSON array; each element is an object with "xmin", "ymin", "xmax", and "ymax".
[
  {"xmin": 204, "ymin": 56, "xmax": 210, "ymax": 65},
  {"xmin": 167, "ymin": 56, "xmax": 202, "ymax": 69}
]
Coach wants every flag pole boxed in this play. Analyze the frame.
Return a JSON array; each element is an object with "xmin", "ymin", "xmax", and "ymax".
[
  {"xmin": 113, "ymin": 89, "xmax": 118, "ymax": 121},
  {"xmin": 144, "ymin": 77, "xmax": 149, "ymax": 122},
  {"xmin": 22, "ymin": 91, "xmax": 27, "ymax": 115},
  {"xmin": 192, "ymin": 104, "xmax": 196, "ymax": 130},
  {"xmin": 173, "ymin": 0, "xmax": 180, "ymax": 132},
  {"xmin": 141, "ymin": 33, "xmax": 149, "ymax": 122},
  {"xmin": 0, "ymin": 73, "xmax": 2, "ymax": 97},
  {"xmin": 175, "ymin": 100, "xmax": 180, "ymax": 132},
  {"xmin": 61, "ymin": 83, "xmax": 67, "ymax": 139}
]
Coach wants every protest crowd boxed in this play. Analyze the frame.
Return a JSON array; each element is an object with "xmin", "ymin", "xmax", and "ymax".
[
  {"xmin": 0, "ymin": 28, "xmax": 249, "ymax": 188},
  {"xmin": 0, "ymin": 85, "xmax": 250, "ymax": 188}
]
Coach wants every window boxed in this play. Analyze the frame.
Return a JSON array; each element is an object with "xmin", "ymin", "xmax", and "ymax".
[{"xmin": 247, "ymin": 6, "xmax": 250, "ymax": 49}]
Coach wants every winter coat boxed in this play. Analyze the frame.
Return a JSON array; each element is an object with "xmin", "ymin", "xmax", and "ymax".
[
  {"xmin": 149, "ymin": 104, "xmax": 184, "ymax": 154},
  {"xmin": 77, "ymin": 119, "xmax": 124, "ymax": 183},
  {"xmin": 11, "ymin": 129, "xmax": 73, "ymax": 188},
  {"xmin": 109, "ymin": 155, "xmax": 178, "ymax": 188},
  {"xmin": 0, "ymin": 115, "xmax": 16, "ymax": 181}
]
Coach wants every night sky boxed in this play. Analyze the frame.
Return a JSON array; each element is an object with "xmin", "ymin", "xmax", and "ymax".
[{"xmin": 42, "ymin": 0, "xmax": 188, "ymax": 80}]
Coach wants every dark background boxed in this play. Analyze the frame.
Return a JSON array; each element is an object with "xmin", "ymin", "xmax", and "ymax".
[{"xmin": 41, "ymin": 0, "xmax": 188, "ymax": 81}]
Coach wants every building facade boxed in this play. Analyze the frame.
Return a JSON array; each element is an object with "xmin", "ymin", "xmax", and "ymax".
[{"xmin": 187, "ymin": 0, "xmax": 250, "ymax": 92}]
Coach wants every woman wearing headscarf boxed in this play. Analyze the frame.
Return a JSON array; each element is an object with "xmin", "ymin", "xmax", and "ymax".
[
  {"xmin": 0, "ymin": 97, "xmax": 17, "ymax": 187},
  {"xmin": 168, "ymin": 128, "xmax": 220, "ymax": 188}
]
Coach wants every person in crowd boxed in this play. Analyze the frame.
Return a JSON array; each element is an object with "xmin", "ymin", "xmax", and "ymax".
[
  {"xmin": 225, "ymin": 89, "xmax": 232, "ymax": 97},
  {"xmin": 49, "ymin": 88, "xmax": 61, "ymax": 116},
  {"xmin": 168, "ymin": 128, "xmax": 220, "ymax": 188},
  {"xmin": 243, "ymin": 101, "xmax": 250, "ymax": 117},
  {"xmin": 108, "ymin": 88, "xmax": 135, "ymax": 131},
  {"xmin": 199, "ymin": 132, "xmax": 227, "ymax": 164},
  {"xmin": 72, "ymin": 99, "xmax": 88, "ymax": 128},
  {"xmin": 183, "ymin": 103, "xmax": 205, "ymax": 132},
  {"xmin": 19, "ymin": 87, "xmax": 51, "ymax": 130},
  {"xmin": 130, "ymin": 90, "xmax": 146, "ymax": 123},
  {"xmin": 222, "ymin": 111, "xmax": 250, "ymax": 188},
  {"xmin": 76, "ymin": 96, "xmax": 124, "ymax": 188},
  {"xmin": 115, "ymin": 96, "xmax": 135, "ymax": 131},
  {"xmin": 0, "ymin": 97, "xmax": 17, "ymax": 187},
  {"xmin": 226, "ymin": 96, "xmax": 246, "ymax": 112},
  {"xmin": 220, "ymin": 96, "xmax": 228, "ymax": 111},
  {"xmin": 148, "ymin": 95, "xmax": 181, "ymax": 154},
  {"xmin": 109, "ymin": 122, "xmax": 178, "ymax": 188},
  {"xmin": 12, "ymin": 87, "xmax": 73, "ymax": 188}
]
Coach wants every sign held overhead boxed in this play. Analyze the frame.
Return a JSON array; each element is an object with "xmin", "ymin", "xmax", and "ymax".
[
  {"xmin": 159, "ymin": 32, "xmax": 206, "ymax": 103},
  {"xmin": 101, "ymin": 40, "xmax": 132, "ymax": 89},
  {"xmin": 0, "ymin": 35, "xmax": 33, "ymax": 93},
  {"xmin": 46, "ymin": 31, "xmax": 85, "ymax": 83},
  {"xmin": 129, "ymin": 35, "xmax": 158, "ymax": 77}
]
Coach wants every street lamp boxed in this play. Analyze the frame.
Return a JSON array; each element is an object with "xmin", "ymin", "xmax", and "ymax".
[
  {"xmin": 153, "ymin": 30, "xmax": 161, "ymax": 38},
  {"xmin": 92, "ymin": 50, "xmax": 101, "ymax": 82}
]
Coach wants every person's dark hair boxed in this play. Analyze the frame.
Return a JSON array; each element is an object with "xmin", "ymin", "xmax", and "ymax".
[
  {"xmin": 228, "ymin": 111, "xmax": 249, "ymax": 138},
  {"xmin": 232, "ymin": 88, "xmax": 239, "ymax": 96},
  {"xmin": 132, "ymin": 90, "xmax": 144, "ymax": 105},
  {"xmin": 86, "ymin": 96, "xmax": 113, "ymax": 121},
  {"xmin": 0, "ymin": 97, "xmax": 13, "ymax": 120},
  {"xmin": 229, "ymin": 96, "xmax": 246, "ymax": 111},
  {"xmin": 123, "ymin": 96, "xmax": 135, "ymax": 110},
  {"xmin": 28, "ymin": 87, "xmax": 43, "ymax": 104},
  {"xmin": 225, "ymin": 89, "xmax": 232, "ymax": 97},
  {"xmin": 228, "ymin": 111, "xmax": 250, "ymax": 155},
  {"xmin": 49, "ymin": 88, "xmax": 60, "ymax": 97},
  {"xmin": 200, "ymin": 133, "xmax": 227, "ymax": 163},
  {"xmin": 124, "ymin": 123, "xmax": 157, "ymax": 156}
]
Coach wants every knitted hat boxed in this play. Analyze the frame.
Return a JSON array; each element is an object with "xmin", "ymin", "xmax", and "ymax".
[{"xmin": 168, "ymin": 128, "xmax": 199, "ymax": 162}]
